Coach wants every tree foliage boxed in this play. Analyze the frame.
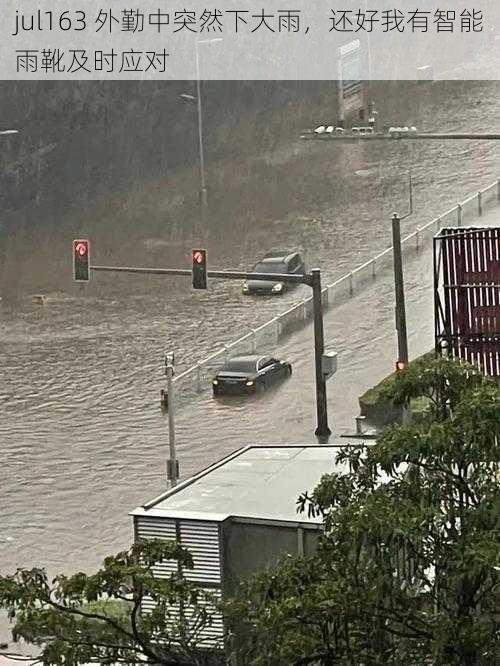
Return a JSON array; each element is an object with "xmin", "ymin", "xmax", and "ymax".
[
  {"xmin": 226, "ymin": 357, "xmax": 500, "ymax": 665},
  {"xmin": 0, "ymin": 540, "xmax": 222, "ymax": 666}
]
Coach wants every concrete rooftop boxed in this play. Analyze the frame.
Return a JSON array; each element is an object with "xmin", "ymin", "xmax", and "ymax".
[{"xmin": 131, "ymin": 444, "xmax": 361, "ymax": 524}]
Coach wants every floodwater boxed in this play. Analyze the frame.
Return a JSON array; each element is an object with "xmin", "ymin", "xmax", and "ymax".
[{"xmin": 1, "ymin": 82, "xmax": 499, "ymax": 582}]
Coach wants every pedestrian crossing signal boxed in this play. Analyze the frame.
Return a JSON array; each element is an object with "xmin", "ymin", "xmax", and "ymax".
[
  {"xmin": 73, "ymin": 239, "xmax": 90, "ymax": 282},
  {"xmin": 192, "ymin": 249, "xmax": 207, "ymax": 290}
]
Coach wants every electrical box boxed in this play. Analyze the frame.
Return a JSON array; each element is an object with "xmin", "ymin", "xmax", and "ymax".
[{"xmin": 322, "ymin": 351, "xmax": 338, "ymax": 380}]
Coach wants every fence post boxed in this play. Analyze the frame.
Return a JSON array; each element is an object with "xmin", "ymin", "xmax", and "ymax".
[
  {"xmin": 251, "ymin": 329, "xmax": 257, "ymax": 353},
  {"xmin": 416, "ymin": 228, "xmax": 420, "ymax": 253},
  {"xmin": 274, "ymin": 316, "xmax": 280, "ymax": 343},
  {"xmin": 349, "ymin": 272, "xmax": 354, "ymax": 295},
  {"xmin": 457, "ymin": 203, "xmax": 462, "ymax": 226},
  {"xmin": 477, "ymin": 191, "xmax": 483, "ymax": 216},
  {"xmin": 371, "ymin": 259, "xmax": 376, "ymax": 278},
  {"xmin": 196, "ymin": 364, "xmax": 202, "ymax": 393}
]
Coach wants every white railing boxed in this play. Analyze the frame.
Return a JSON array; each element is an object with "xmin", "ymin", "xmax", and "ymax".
[{"xmin": 173, "ymin": 179, "xmax": 500, "ymax": 401}]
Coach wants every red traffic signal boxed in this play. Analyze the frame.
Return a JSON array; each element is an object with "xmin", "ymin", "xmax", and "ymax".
[
  {"xmin": 193, "ymin": 250, "xmax": 204, "ymax": 264},
  {"xmin": 73, "ymin": 239, "xmax": 90, "ymax": 282},
  {"xmin": 192, "ymin": 248, "xmax": 207, "ymax": 290}
]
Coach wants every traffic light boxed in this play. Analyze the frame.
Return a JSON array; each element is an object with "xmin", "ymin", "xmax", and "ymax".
[
  {"xmin": 73, "ymin": 239, "xmax": 90, "ymax": 282},
  {"xmin": 192, "ymin": 249, "xmax": 207, "ymax": 290}
]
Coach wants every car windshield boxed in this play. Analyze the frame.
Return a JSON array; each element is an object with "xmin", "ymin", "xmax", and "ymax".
[
  {"xmin": 222, "ymin": 359, "xmax": 258, "ymax": 373},
  {"xmin": 253, "ymin": 262, "xmax": 287, "ymax": 274}
]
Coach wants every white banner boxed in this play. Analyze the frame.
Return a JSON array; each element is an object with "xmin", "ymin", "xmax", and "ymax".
[{"xmin": 0, "ymin": 0, "xmax": 498, "ymax": 80}]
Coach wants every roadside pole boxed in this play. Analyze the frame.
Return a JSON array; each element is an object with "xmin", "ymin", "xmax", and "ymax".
[
  {"xmin": 391, "ymin": 213, "xmax": 409, "ymax": 366},
  {"xmin": 311, "ymin": 269, "xmax": 331, "ymax": 437},
  {"xmin": 165, "ymin": 352, "xmax": 179, "ymax": 487},
  {"xmin": 193, "ymin": 38, "xmax": 221, "ymax": 234},
  {"xmin": 195, "ymin": 42, "xmax": 208, "ymax": 214}
]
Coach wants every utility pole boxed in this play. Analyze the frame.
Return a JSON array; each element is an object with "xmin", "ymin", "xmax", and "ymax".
[
  {"xmin": 311, "ymin": 269, "xmax": 331, "ymax": 437},
  {"xmin": 165, "ymin": 351, "xmax": 179, "ymax": 487},
  {"xmin": 391, "ymin": 213, "xmax": 409, "ymax": 367}
]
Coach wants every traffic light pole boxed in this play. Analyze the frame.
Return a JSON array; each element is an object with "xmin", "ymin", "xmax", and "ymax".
[
  {"xmin": 90, "ymin": 264, "xmax": 331, "ymax": 439},
  {"xmin": 311, "ymin": 269, "xmax": 331, "ymax": 438}
]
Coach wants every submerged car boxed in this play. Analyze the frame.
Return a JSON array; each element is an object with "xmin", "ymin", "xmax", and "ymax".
[
  {"xmin": 212, "ymin": 354, "xmax": 292, "ymax": 396},
  {"xmin": 242, "ymin": 251, "xmax": 305, "ymax": 295}
]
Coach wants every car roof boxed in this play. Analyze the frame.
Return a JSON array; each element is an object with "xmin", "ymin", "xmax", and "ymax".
[
  {"xmin": 262, "ymin": 250, "xmax": 300, "ymax": 261},
  {"xmin": 224, "ymin": 355, "xmax": 267, "ymax": 365}
]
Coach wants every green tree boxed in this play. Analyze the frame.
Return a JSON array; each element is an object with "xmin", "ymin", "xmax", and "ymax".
[
  {"xmin": 0, "ymin": 540, "xmax": 222, "ymax": 665},
  {"xmin": 226, "ymin": 357, "xmax": 500, "ymax": 665}
]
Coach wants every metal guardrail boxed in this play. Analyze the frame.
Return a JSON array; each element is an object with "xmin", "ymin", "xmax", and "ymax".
[{"xmin": 173, "ymin": 179, "xmax": 500, "ymax": 399}]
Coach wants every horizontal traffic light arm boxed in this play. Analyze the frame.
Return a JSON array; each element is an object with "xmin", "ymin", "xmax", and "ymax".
[
  {"xmin": 301, "ymin": 132, "xmax": 500, "ymax": 142},
  {"xmin": 91, "ymin": 265, "xmax": 313, "ymax": 286}
]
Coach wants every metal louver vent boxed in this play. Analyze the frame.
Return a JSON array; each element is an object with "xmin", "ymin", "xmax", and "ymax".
[
  {"xmin": 180, "ymin": 521, "xmax": 221, "ymax": 584},
  {"xmin": 136, "ymin": 517, "xmax": 178, "ymax": 577},
  {"xmin": 136, "ymin": 516, "xmax": 176, "ymax": 540},
  {"xmin": 136, "ymin": 517, "xmax": 223, "ymax": 648}
]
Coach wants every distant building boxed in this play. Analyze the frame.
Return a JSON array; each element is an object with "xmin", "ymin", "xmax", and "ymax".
[{"xmin": 131, "ymin": 442, "xmax": 362, "ymax": 647}]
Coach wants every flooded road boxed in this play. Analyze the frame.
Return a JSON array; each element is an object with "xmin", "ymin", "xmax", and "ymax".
[{"xmin": 1, "ymin": 82, "xmax": 500, "ymax": 580}]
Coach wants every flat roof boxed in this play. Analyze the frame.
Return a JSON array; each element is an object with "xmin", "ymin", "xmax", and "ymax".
[{"xmin": 131, "ymin": 444, "xmax": 365, "ymax": 525}]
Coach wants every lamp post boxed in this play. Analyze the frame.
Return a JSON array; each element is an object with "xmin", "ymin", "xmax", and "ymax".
[{"xmin": 181, "ymin": 38, "xmax": 222, "ymax": 227}]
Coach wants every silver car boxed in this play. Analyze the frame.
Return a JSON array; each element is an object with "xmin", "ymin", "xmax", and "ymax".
[{"xmin": 242, "ymin": 251, "xmax": 305, "ymax": 295}]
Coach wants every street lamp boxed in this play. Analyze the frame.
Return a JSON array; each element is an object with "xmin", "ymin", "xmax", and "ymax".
[{"xmin": 180, "ymin": 38, "xmax": 222, "ymax": 222}]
